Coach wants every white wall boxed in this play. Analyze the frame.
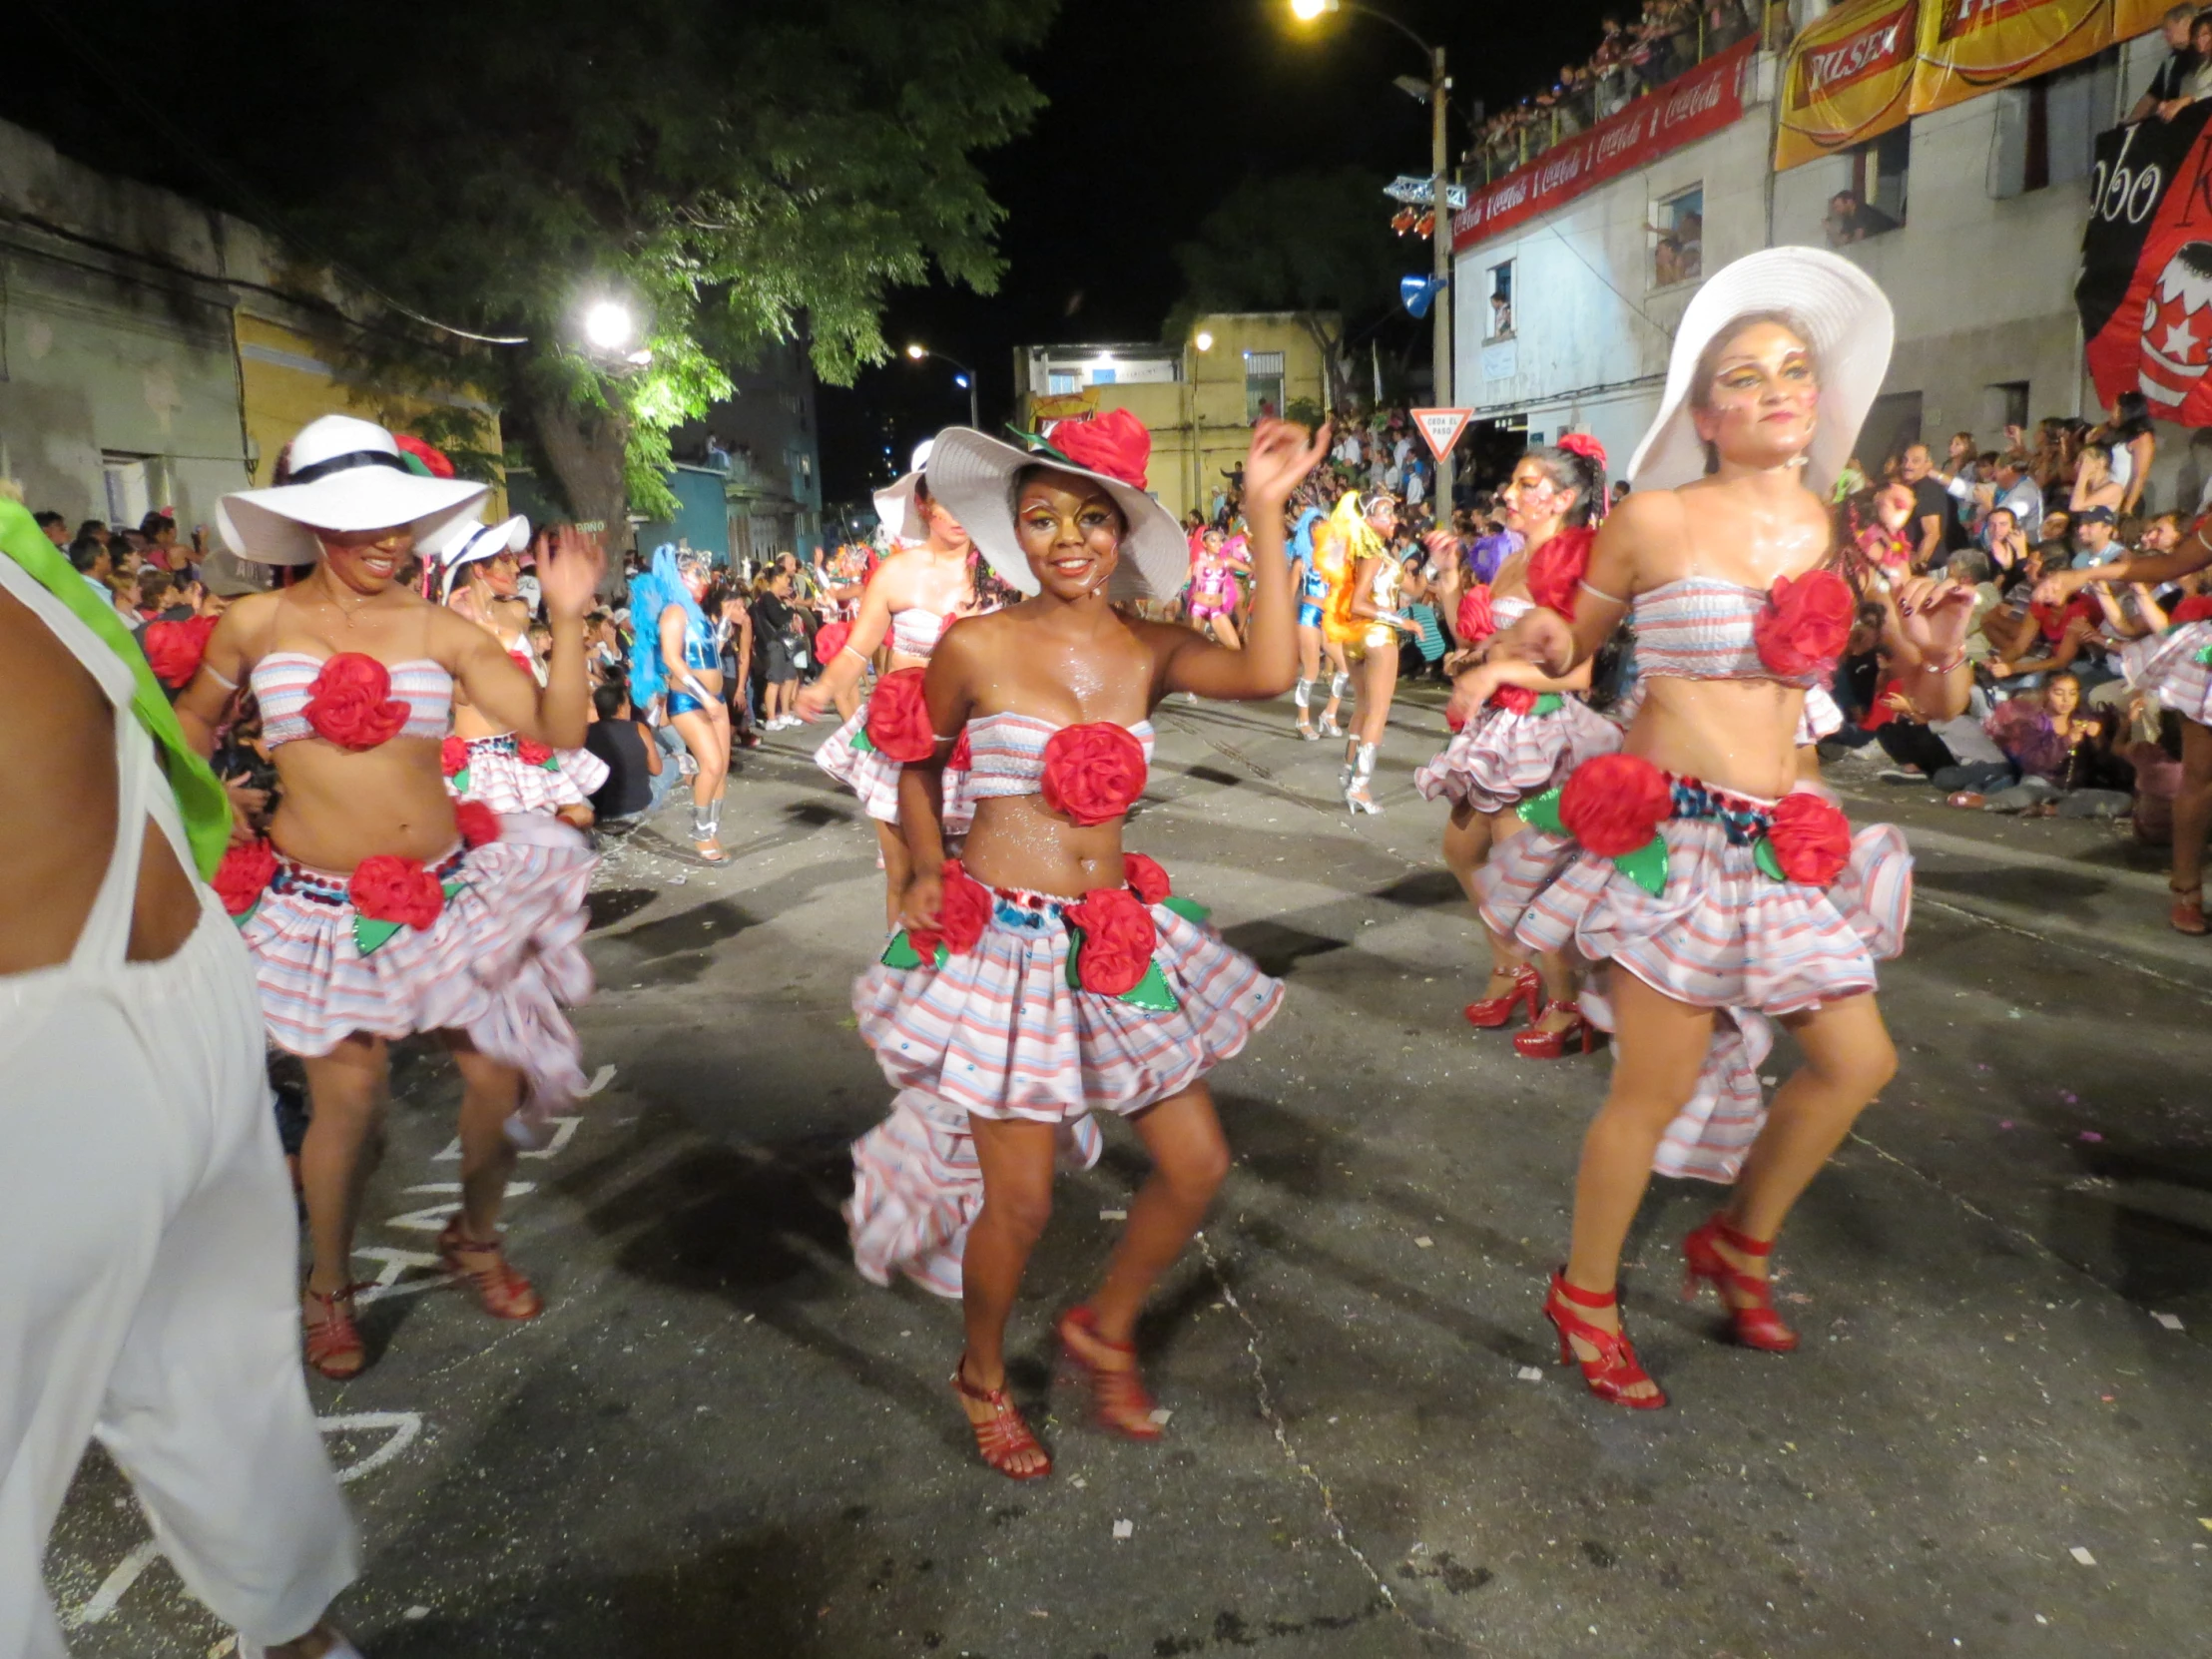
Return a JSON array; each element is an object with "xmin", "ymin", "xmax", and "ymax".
[{"xmin": 1452, "ymin": 39, "xmax": 2174, "ymax": 502}]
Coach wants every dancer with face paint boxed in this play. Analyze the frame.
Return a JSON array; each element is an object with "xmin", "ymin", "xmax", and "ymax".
[
  {"xmin": 1480, "ymin": 252, "xmax": 1969, "ymax": 1408},
  {"xmin": 176, "ymin": 415, "xmax": 603, "ymax": 1381},
  {"xmin": 1414, "ymin": 438, "xmax": 1623, "ymax": 1056},
  {"xmin": 844, "ymin": 409, "xmax": 1329, "ymax": 1480}
]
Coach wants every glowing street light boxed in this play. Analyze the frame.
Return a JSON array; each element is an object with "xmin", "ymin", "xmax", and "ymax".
[
  {"xmin": 583, "ymin": 300, "xmax": 635, "ymax": 352},
  {"xmin": 1290, "ymin": 0, "xmax": 1337, "ymax": 19},
  {"xmin": 903, "ymin": 342, "xmax": 979, "ymax": 429},
  {"xmin": 1194, "ymin": 329, "xmax": 1215, "ymax": 352}
]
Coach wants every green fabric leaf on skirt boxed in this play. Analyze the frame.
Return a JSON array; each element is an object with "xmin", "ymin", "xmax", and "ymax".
[
  {"xmin": 1117, "ymin": 958, "xmax": 1181, "ymax": 1012},
  {"xmin": 1160, "ymin": 893, "xmax": 1211, "ymax": 925},
  {"xmin": 1518, "ymin": 785, "xmax": 1566, "ymax": 835},
  {"xmin": 880, "ymin": 930, "xmax": 924, "ymax": 970},
  {"xmin": 1752, "ymin": 835, "xmax": 1786, "ymax": 882},
  {"xmin": 2195, "ymin": 642, "xmax": 2212, "ymax": 667},
  {"xmin": 1064, "ymin": 923, "xmax": 1088, "ymax": 990},
  {"xmin": 230, "ymin": 901, "xmax": 258, "ymax": 929},
  {"xmin": 1613, "ymin": 835, "xmax": 1669, "ymax": 897},
  {"xmin": 1533, "ymin": 692, "xmax": 1563, "ymax": 715},
  {"xmin": 353, "ymin": 915, "xmax": 404, "ymax": 956},
  {"xmin": 451, "ymin": 767, "xmax": 471, "ymax": 794},
  {"xmin": 851, "ymin": 729, "xmax": 876, "ymax": 754}
]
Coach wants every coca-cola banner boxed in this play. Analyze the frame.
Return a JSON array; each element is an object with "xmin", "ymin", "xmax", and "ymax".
[
  {"xmin": 2080, "ymin": 103, "xmax": 2212, "ymax": 424},
  {"xmin": 1450, "ymin": 40, "xmax": 1755, "ymax": 253},
  {"xmin": 1776, "ymin": 0, "xmax": 1919, "ymax": 171}
]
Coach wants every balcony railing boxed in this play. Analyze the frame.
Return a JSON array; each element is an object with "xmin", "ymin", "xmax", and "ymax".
[{"xmin": 1464, "ymin": 0, "xmax": 1790, "ymax": 188}]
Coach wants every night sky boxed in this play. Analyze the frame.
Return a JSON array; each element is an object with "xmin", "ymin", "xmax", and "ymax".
[{"xmin": 827, "ymin": 0, "xmax": 1613, "ymax": 506}]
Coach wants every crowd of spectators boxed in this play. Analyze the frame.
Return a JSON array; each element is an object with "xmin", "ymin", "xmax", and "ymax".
[
  {"xmin": 1813, "ymin": 400, "xmax": 2190, "ymax": 835},
  {"xmin": 1469, "ymin": 1, "xmax": 1774, "ymax": 183}
]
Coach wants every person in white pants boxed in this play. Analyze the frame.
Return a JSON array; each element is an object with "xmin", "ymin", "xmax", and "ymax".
[{"xmin": 0, "ymin": 507, "xmax": 360, "ymax": 1658}]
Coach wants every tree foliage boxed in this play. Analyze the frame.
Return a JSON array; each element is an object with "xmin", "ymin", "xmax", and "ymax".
[
  {"xmin": 19, "ymin": 0, "xmax": 1053, "ymax": 524},
  {"xmin": 1170, "ymin": 168, "xmax": 1404, "ymax": 411}
]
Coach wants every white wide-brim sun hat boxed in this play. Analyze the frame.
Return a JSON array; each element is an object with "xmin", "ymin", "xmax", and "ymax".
[
  {"xmin": 872, "ymin": 439, "xmax": 935, "ymax": 545},
  {"xmin": 429, "ymin": 513, "xmax": 531, "ymax": 602},
  {"xmin": 926, "ymin": 422, "xmax": 1187, "ymax": 602},
  {"xmin": 1627, "ymin": 247, "xmax": 1893, "ymax": 497},
  {"xmin": 219, "ymin": 414, "xmax": 490, "ymax": 565}
]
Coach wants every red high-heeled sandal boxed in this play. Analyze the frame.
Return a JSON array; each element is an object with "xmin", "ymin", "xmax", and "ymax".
[
  {"xmin": 1681, "ymin": 1214, "xmax": 1799, "ymax": 1353},
  {"xmin": 302, "ymin": 1283, "xmax": 370, "ymax": 1380},
  {"xmin": 437, "ymin": 1217, "xmax": 544, "ymax": 1321},
  {"xmin": 1543, "ymin": 1271, "xmax": 1666, "ymax": 1409},
  {"xmin": 1464, "ymin": 963, "xmax": 1541, "ymax": 1029},
  {"xmin": 951, "ymin": 1358, "xmax": 1052, "ymax": 1480},
  {"xmin": 1512, "ymin": 999, "xmax": 1599, "ymax": 1058},
  {"xmin": 1056, "ymin": 1306, "xmax": 1164, "ymax": 1440}
]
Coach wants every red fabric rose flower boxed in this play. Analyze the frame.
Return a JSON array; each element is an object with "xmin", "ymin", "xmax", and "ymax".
[
  {"xmin": 1524, "ymin": 526, "xmax": 1596, "ymax": 619},
  {"xmin": 1047, "ymin": 407, "xmax": 1152, "ymax": 489},
  {"xmin": 347, "ymin": 854, "xmax": 445, "ymax": 930},
  {"xmin": 453, "ymin": 801, "xmax": 502, "ymax": 847},
  {"xmin": 1753, "ymin": 570, "xmax": 1854, "ymax": 679},
  {"xmin": 1455, "ymin": 585, "xmax": 1495, "ymax": 645},
  {"xmin": 1122, "ymin": 851, "xmax": 1171, "ymax": 906},
  {"xmin": 911, "ymin": 858, "xmax": 993, "ymax": 959},
  {"xmin": 1063, "ymin": 885, "xmax": 1159, "ymax": 996},
  {"xmin": 212, "ymin": 837, "xmax": 277, "ymax": 917},
  {"xmin": 1559, "ymin": 753, "xmax": 1671, "ymax": 856},
  {"xmin": 1767, "ymin": 792, "xmax": 1853, "ymax": 886},
  {"xmin": 440, "ymin": 736, "xmax": 470, "ymax": 777},
  {"xmin": 1491, "ymin": 684, "xmax": 1537, "ymax": 715},
  {"xmin": 303, "ymin": 653, "xmax": 409, "ymax": 750},
  {"xmin": 2171, "ymin": 594, "xmax": 2212, "ymax": 626},
  {"xmin": 393, "ymin": 433, "xmax": 455, "ymax": 478},
  {"xmin": 144, "ymin": 615, "xmax": 219, "ymax": 690},
  {"xmin": 1040, "ymin": 723, "xmax": 1148, "ymax": 826},
  {"xmin": 946, "ymin": 730, "xmax": 973, "ymax": 773},
  {"xmin": 815, "ymin": 621, "xmax": 852, "ymax": 665},
  {"xmin": 865, "ymin": 667, "xmax": 935, "ymax": 763},
  {"xmin": 516, "ymin": 739, "xmax": 555, "ymax": 767}
]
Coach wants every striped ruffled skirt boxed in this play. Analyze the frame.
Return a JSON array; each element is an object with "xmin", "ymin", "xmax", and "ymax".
[
  {"xmin": 1412, "ymin": 696, "xmax": 1621, "ymax": 815},
  {"xmin": 815, "ymin": 697, "xmax": 974, "ymax": 831}
]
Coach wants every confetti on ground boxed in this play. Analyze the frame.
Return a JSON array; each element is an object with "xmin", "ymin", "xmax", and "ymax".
[
  {"xmin": 1998, "ymin": 1120, "xmax": 2013, "ymax": 1129},
  {"xmin": 583, "ymin": 1063, "xmax": 617, "ymax": 1096},
  {"xmin": 2060, "ymin": 1091, "xmax": 2077, "ymax": 1103},
  {"xmin": 1149, "ymin": 1407, "xmax": 1172, "ymax": 1425},
  {"xmin": 1099, "ymin": 1209, "xmax": 1127, "ymax": 1221},
  {"xmin": 1516, "ymin": 1366, "xmax": 1545, "ymax": 1382},
  {"xmin": 2069, "ymin": 1546, "xmax": 2096, "ymax": 1566},
  {"xmin": 2154, "ymin": 1313, "xmax": 2184, "ymax": 1331},
  {"xmin": 404, "ymin": 1606, "xmax": 431, "ymax": 1620},
  {"xmin": 1113, "ymin": 1519, "xmax": 1134, "ymax": 1540},
  {"xmin": 2078, "ymin": 1131, "xmax": 2104, "ymax": 1143},
  {"xmin": 1415, "ymin": 1236, "xmax": 1434, "ymax": 1249}
]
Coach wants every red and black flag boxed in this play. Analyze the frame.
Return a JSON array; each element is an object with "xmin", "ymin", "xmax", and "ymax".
[{"xmin": 2080, "ymin": 102, "xmax": 2212, "ymax": 424}]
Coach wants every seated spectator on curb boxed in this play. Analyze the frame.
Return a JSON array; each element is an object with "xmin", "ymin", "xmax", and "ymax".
[
  {"xmin": 585, "ymin": 681, "xmax": 669, "ymax": 824},
  {"xmin": 1970, "ymin": 675, "xmax": 2133, "ymax": 814},
  {"xmin": 2069, "ymin": 506, "xmax": 2125, "ymax": 571}
]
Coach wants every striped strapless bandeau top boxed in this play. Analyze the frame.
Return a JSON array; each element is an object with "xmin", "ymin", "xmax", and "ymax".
[
  {"xmin": 1629, "ymin": 578, "xmax": 1827, "ymax": 691},
  {"xmin": 964, "ymin": 711, "xmax": 1157, "ymax": 804},
  {"xmin": 253, "ymin": 651, "xmax": 454, "ymax": 749}
]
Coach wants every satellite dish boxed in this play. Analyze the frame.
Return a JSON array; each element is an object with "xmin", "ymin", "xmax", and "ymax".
[{"xmin": 1400, "ymin": 275, "xmax": 1447, "ymax": 319}]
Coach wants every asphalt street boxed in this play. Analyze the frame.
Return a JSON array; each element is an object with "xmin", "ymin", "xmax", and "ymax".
[{"xmin": 46, "ymin": 684, "xmax": 2212, "ymax": 1658}]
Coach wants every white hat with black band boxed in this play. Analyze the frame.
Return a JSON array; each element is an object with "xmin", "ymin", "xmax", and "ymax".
[{"xmin": 218, "ymin": 414, "xmax": 489, "ymax": 565}]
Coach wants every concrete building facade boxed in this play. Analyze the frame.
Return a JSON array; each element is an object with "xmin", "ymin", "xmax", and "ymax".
[
  {"xmin": 1450, "ymin": 8, "xmax": 2177, "ymax": 508},
  {"xmin": 1013, "ymin": 312, "xmax": 1334, "ymax": 524}
]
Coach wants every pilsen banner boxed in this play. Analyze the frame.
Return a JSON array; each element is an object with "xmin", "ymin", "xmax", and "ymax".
[
  {"xmin": 1779, "ymin": 0, "xmax": 2164, "ymax": 170},
  {"xmin": 1451, "ymin": 39, "xmax": 1755, "ymax": 253},
  {"xmin": 1776, "ymin": 0, "xmax": 1919, "ymax": 171},
  {"xmin": 1913, "ymin": 0, "xmax": 2119, "ymax": 116},
  {"xmin": 2080, "ymin": 101, "xmax": 2212, "ymax": 423}
]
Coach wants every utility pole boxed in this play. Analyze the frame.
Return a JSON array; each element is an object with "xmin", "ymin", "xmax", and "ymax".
[{"xmin": 1429, "ymin": 42, "xmax": 1453, "ymax": 533}]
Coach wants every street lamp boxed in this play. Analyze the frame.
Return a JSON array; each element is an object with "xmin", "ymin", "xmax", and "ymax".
[
  {"xmin": 1289, "ymin": 0, "xmax": 1454, "ymax": 530},
  {"xmin": 904, "ymin": 342, "xmax": 980, "ymax": 429},
  {"xmin": 583, "ymin": 300, "xmax": 634, "ymax": 352}
]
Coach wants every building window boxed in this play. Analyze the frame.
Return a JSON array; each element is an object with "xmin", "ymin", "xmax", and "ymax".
[
  {"xmin": 102, "ymin": 452, "xmax": 153, "ymax": 530},
  {"xmin": 1485, "ymin": 262, "xmax": 1514, "ymax": 339},
  {"xmin": 1048, "ymin": 370, "xmax": 1078, "ymax": 395},
  {"xmin": 1244, "ymin": 349, "xmax": 1285, "ymax": 423},
  {"xmin": 1653, "ymin": 186, "xmax": 1703, "ymax": 288},
  {"xmin": 1827, "ymin": 127, "xmax": 1909, "ymax": 246},
  {"xmin": 1990, "ymin": 51, "xmax": 2116, "ymax": 200}
]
